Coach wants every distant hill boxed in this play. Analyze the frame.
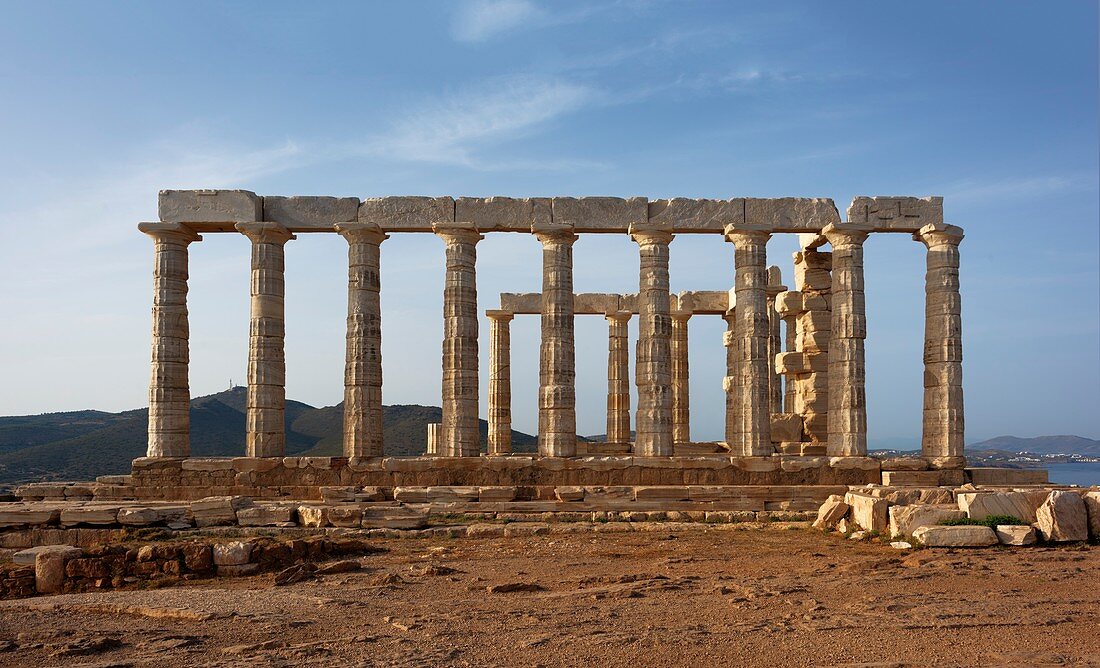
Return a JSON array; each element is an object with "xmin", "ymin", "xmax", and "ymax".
[
  {"xmin": 968, "ymin": 435, "xmax": 1100, "ymax": 456},
  {"xmin": 0, "ymin": 387, "xmax": 536, "ymax": 485}
]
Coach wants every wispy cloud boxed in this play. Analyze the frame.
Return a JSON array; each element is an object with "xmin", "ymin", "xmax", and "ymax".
[
  {"xmin": 451, "ymin": 0, "xmax": 546, "ymax": 43},
  {"xmin": 355, "ymin": 76, "xmax": 599, "ymax": 169},
  {"xmin": 943, "ymin": 174, "xmax": 1097, "ymax": 203}
]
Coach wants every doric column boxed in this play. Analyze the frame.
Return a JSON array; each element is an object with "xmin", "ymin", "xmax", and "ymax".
[
  {"xmin": 721, "ymin": 308, "xmax": 737, "ymax": 444},
  {"xmin": 605, "ymin": 310, "xmax": 632, "ymax": 446},
  {"xmin": 434, "ymin": 223, "xmax": 483, "ymax": 457},
  {"xmin": 766, "ymin": 266, "xmax": 786, "ymax": 415},
  {"xmin": 486, "ymin": 310, "xmax": 514, "ymax": 455},
  {"xmin": 335, "ymin": 222, "xmax": 388, "ymax": 458},
  {"xmin": 916, "ymin": 223, "xmax": 966, "ymax": 468},
  {"xmin": 236, "ymin": 222, "xmax": 295, "ymax": 458},
  {"xmin": 535, "ymin": 227, "xmax": 578, "ymax": 457},
  {"xmin": 139, "ymin": 223, "xmax": 201, "ymax": 458},
  {"xmin": 782, "ymin": 309, "xmax": 798, "ymax": 413},
  {"xmin": 822, "ymin": 224, "xmax": 870, "ymax": 457},
  {"xmin": 724, "ymin": 227, "xmax": 773, "ymax": 455},
  {"xmin": 630, "ymin": 226, "xmax": 674, "ymax": 456},
  {"xmin": 426, "ymin": 423, "xmax": 441, "ymax": 456},
  {"xmin": 670, "ymin": 312, "xmax": 691, "ymax": 444}
]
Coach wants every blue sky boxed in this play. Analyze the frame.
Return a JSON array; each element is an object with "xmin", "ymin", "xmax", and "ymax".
[{"xmin": 0, "ymin": 1, "xmax": 1096, "ymax": 446}]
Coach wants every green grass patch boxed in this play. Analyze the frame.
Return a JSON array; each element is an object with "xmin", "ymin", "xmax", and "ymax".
[{"xmin": 941, "ymin": 514, "xmax": 1025, "ymax": 529}]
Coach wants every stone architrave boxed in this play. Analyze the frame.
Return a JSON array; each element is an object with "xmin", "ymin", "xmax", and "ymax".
[
  {"xmin": 139, "ymin": 222, "xmax": 201, "ymax": 458},
  {"xmin": 535, "ymin": 226, "xmax": 578, "ymax": 457},
  {"xmin": 486, "ymin": 310, "xmax": 515, "ymax": 455},
  {"xmin": 605, "ymin": 311, "xmax": 632, "ymax": 446},
  {"xmin": 236, "ymin": 222, "xmax": 295, "ymax": 457},
  {"xmin": 822, "ymin": 224, "xmax": 870, "ymax": 457},
  {"xmin": 724, "ymin": 227, "xmax": 772, "ymax": 456},
  {"xmin": 670, "ymin": 311, "xmax": 691, "ymax": 444},
  {"xmin": 916, "ymin": 223, "xmax": 965, "ymax": 468},
  {"xmin": 335, "ymin": 222, "xmax": 388, "ymax": 458},
  {"xmin": 630, "ymin": 226, "xmax": 674, "ymax": 456},
  {"xmin": 434, "ymin": 223, "xmax": 484, "ymax": 457},
  {"xmin": 766, "ymin": 266, "xmax": 786, "ymax": 415}
]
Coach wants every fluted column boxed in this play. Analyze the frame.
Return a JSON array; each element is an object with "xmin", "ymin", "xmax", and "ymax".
[
  {"xmin": 139, "ymin": 223, "xmax": 201, "ymax": 458},
  {"xmin": 721, "ymin": 308, "xmax": 737, "ymax": 442},
  {"xmin": 822, "ymin": 224, "xmax": 870, "ymax": 457},
  {"xmin": 335, "ymin": 222, "xmax": 388, "ymax": 458},
  {"xmin": 535, "ymin": 228, "xmax": 578, "ymax": 457},
  {"xmin": 605, "ymin": 310, "xmax": 632, "ymax": 446},
  {"xmin": 916, "ymin": 223, "xmax": 966, "ymax": 468},
  {"xmin": 434, "ymin": 223, "xmax": 483, "ymax": 457},
  {"xmin": 766, "ymin": 267, "xmax": 785, "ymax": 415},
  {"xmin": 630, "ymin": 227, "xmax": 674, "ymax": 456},
  {"xmin": 724, "ymin": 227, "xmax": 772, "ymax": 455},
  {"xmin": 236, "ymin": 223, "xmax": 295, "ymax": 457},
  {"xmin": 671, "ymin": 312, "xmax": 691, "ymax": 444},
  {"xmin": 486, "ymin": 310, "xmax": 514, "ymax": 455},
  {"xmin": 782, "ymin": 310, "xmax": 798, "ymax": 413}
]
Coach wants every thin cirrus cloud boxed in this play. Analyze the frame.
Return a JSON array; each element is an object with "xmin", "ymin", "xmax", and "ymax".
[
  {"xmin": 450, "ymin": 0, "xmax": 546, "ymax": 43},
  {"xmin": 355, "ymin": 76, "xmax": 598, "ymax": 169}
]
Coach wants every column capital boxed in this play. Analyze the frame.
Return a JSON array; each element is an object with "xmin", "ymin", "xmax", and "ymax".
[
  {"xmin": 822, "ymin": 223, "xmax": 870, "ymax": 248},
  {"xmin": 485, "ymin": 309, "xmax": 515, "ymax": 322},
  {"xmin": 914, "ymin": 222, "xmax": 964, "ymax": 248},
  {"xmin": 138, "ymin": 222, "xmax": 201, "ymax": 244},
  {"xmin": 670, "ymin": 311, "xmax": 692, "ymax": 323},
  {"xmin": 533, "ymin": 227, "xmax": 578, "ymax": 246},
  {"xmin": 335, "ymin": 222, "xmax": 389, "ymax": 245},
  {"xmin": 722, "ymin": 225, "xmax": 770, "ymax": 247},
  {"xmin": 605, "ymin": 309, "xmax": 632, "ymax": 324},
  {"xmin": 628, "ymin": 223, "xmax": 674, "ymax": 246},
  {"xmin": 235, "ymin": 222, "xmax": 295, "ymax": 245},
  {"xmin": 433, "ymin": 222, "xmax": 483, "ymax": 245}
]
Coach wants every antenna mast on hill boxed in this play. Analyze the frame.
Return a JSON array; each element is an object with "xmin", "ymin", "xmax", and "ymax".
[{"xmin": 228, "ymin": 379, "xmax": 233, "ymax": 390}]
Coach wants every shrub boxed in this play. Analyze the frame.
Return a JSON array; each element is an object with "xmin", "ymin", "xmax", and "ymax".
[{"xmin": 942, "ymin": 514, "xmax": 1025, "ymax": 529}]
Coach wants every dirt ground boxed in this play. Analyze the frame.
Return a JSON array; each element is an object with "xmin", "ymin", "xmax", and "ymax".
[{"xmin": 0, "ymin": 524, "xmax": 1096, "ymax": 667}]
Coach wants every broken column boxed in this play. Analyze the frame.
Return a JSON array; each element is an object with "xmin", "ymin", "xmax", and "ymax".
[
  {"xmin": 486, "ymin": 309, "xmax": 514, "ymax": 455},
  {"xmin": 335, "ymin": 222, "xmax": 388, "ymax": 458},
  {"xmin": 784, "ymin": 247, "xmax": 833, "ymax": 449},
  {"xmin": 823, "ymin": 224, "xmax": 870, "ymax": 457},
  {"xmin": 724, "ymin": 227, "xmax": 772, "ymax": 456},
  {"xmin": 434, "ymin": 223, "xmax": 483, "ymax": 457},
  {"xmin": 139, "ymin": 222, "xmax": 201, "ymax": 458},
  {"xmin": 916, "ymin": 223, "xmax": 966, "ymax": 468},
  {"xmin": 670, "ymin": 310, "xmax": 691, "ymax": 445},
  {"xmin": 605, "ymin": 310, "xmax": 632, "ymax": 447},
  {"xmin": 236, "ymin": 222, "xmax": 295, "ymax": 458},
  {"xmin": 630, "ymin": 226, "xmax": 674, "ymax": 456},
  {"xmin": 535, "ymin": 226, "xmax": 578, "ymax": 457}
]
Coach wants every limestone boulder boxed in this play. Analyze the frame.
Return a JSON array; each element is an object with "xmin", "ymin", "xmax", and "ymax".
[
  {"xmin": 236, "ymin": 504, "xmax": 296, "ymax": 527},
  {"xmin": 995, "ymin": 525, "xmax": 1038, "ymax": 546},
  {"xmin": 811, "ymin": 495, "xmax": 848, "ymax": 530},
  {"xmin": 212, "ymin": 541, "xmax": 252, "ymax": 566},
  {"xmin": 888, "ymin": 504, "xmax": 965, "ymax": 538},
  {"xmin": 913, "ymin": 525, "xmax": 997, "ymax": 548},
  {"xmin": 957, "ymin": 491, "xmax": 1037, "ymax": 523},
  {"xmin": 844, "ymin": 492, "xmax": 888, "ymax": 533},
  {"xmin": 297, "ymin": 505, "xmax": 330, "ymax": 528},
  {"xmin": 34, "ymin": 545, "xmax": 82, "ymax": 594},
  {"xmin": 117, "ymin": 507, "xmax": 160, "ymax": 526},
  {"xmin": 1084, "ymin": 491, "xmax": 1100, "ymax": 540},
  {"xmin": 1035, "ymin": 490, "xmax": 1087, "ymax": 542},
  {"xmin": 327, "ymin": 506, "xmax": 363, "ymax": 528}
]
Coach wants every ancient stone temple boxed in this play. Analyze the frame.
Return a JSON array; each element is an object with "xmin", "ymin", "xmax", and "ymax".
[{"xmin": 123, "ymin": 191, "xmax": 991, "ymax": 502}]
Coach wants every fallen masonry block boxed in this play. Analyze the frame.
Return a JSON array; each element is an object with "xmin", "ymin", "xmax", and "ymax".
[
  {"xmin": 844, "ymin": 492, "xmax": 888, "ymax": 533},
  {"xmin": 59, "ymin": 506, "xmax": 120, "ymax": 527},
  {"xmin": 811, "ymin": 494, "xmax": 848, "ymax": 530},
  {"xmin": 212, "ymin": 541, "xmax": 252, "ymax": 566},
  {"xmin": 1085, "ymin": 491, "xmax": 1100, "ymax": 540},
  {"xmin": 236, "ymin": 505, "xmax": 296, "ymax": 527},
  {"xmin": 888, "ymin": 504, "xmax": 964, "ymax": 538},
  {"xmin": 957, "ymin": 491, "xmax": 1040, "ymax": 523},
  {"xmin": 913, "ymin": 525, "xmax": 998, "ymax": 548},
  {"xmin": 34, "ymin": 545, "xmax": 82, "ymax": 594},
  {"xmin": 1035, "ymin": 490, "xmax": 1087, "ymax": 542},
  {"xmin": 995, "ymin": 525, "xmax": 1037, "ymax": 546},
  {"xmin": 116, "ymin": 507, "xmax": 160, "ymax": 526}
]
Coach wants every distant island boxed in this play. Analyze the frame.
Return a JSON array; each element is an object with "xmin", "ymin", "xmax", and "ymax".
[{"xmin": 0, "ymin": 388, "xmax": 1096, "ymax": 484}]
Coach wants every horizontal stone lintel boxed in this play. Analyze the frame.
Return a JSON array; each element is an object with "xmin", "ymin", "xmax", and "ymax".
[
  {"xmin": 498, "ymin": 291, "xmax": 732, "ymax": 315},
  {"xmin": 157, "ymin": 192, "xmax": 947, "ymax": 234}
]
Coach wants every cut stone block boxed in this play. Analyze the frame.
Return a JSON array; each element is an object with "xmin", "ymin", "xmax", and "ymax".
[
  {"xmin": 846, "ymin": 196, "xmax": 943, "ymax": 230},
  {"xmin": 191, "ymin": 496, "xmax": 253, "ymax": 528},
  {"xmin": 0, "ymin": 506, "xmax": 60, "ymax": 528},
  {"xmin": 297, "ymin": 505, "xmax": 329, "ymax": 528},
  {"xmin": 888, "ymin": 504, "xmax": 964, "ymax": 538},
  {"xmin": 213, "ymin": 541, "xmax": 252, "ymax": 566},
  {"xmin": 995, "ymin": 525, "xmax": 1037, "ymax": 546},
  {"xmin": 844, "ymin": 492, "xmax": 888, "ymax": 533},
  {"xmin": 957, "ymin": 491, "xmax": 1039, "ymax": 523},
  {"xmin": 34, "ymin": 545, "xmax": 82, "ymax": 594},
  {"xmin": 769, "ymin": 413, "xmax": 803, "ymax": 443},
  {"xmin": 913, "ymin": 525, "xmax": 997, "ymax": 547},
  {"xmin": 59, "ymin": 506, "xmax": 119, "ymax": 526},
  {"xmin": 117, "ymin": 507, "xmax": 160, "ymax": 526},
  {"xmin": 1035, "ymin": 490, "xmax": 1087, "ymax": 542},
  {"xmin": 236, "ymin": 504, "xmax": 296, "ymax": 527},
  {"xmin": 811, "ymin": 494, "xmax": 848, "ymax": 530},
  {"xmin": 263, "ymin": 196, "xmax": 359, "ymax": 226},
  {"xmin": 159, "ymin": 189, "xmax": 261, "ymax": 223},
  {"xmin": 1084, "ymin": 491, "xmax": 1100, "ymax": 540}
]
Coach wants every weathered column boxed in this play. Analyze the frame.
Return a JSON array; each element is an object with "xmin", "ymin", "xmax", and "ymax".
[
  {"xmin": 426, "ymin": 423, "xmax": 441, "ymax": 456},
  {"xmin": 434, "ymin": 223, "xmax": 483, "ymax": 457},
  {"xmin": 630, "ymin": 227, "xmax": 674, "ymax": 456},
  {"xmin": 721, "ymin": 308, "xmax": 737, "ymax": 444},
  {"xmin": 670, "ymin": 312, "xmax": 691, "ymax": 444},
  {"xmin": 335, "ymin": 222, "xmax": 388, "ymax": 458},
  {"xmin": 535, "ymin": 227, "xmax": 578, "ymax": 457},
  {"xmin": 781, "ymin": 310, "xmax": 798, "ymax": 414},
  {"xmin": 822, "ymin": 224, "xmax": 870, "ymax": 457},
  {"xmin": 605, "ymin": 310, "xmax": 632, "ymax": 446},
  {"xmin": 486, "ymin": 310, "xmax": 514, "ymax": 455},
  {"xmin": 139, "ymin": 223, "xmax": 201, "ymax": 458},
  {"xmin": 724, "ymin": 228, "xmax": 773, "ymax": 455},
  {"xmin": 766, "ymin": 266, "xmax": 786, "ymax": 415},
  {"xmin": 236, "ymin": 223, "xmax": 295, "ymax": 457},
  {"xmin": 916, "ymin": 223, "xmax": 966, "ymax": 468}
]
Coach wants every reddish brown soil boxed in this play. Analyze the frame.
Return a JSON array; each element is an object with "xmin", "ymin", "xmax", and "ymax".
[{"xmin": 0, "ymin": 525, "xmax": 1096, "ymax": 667}]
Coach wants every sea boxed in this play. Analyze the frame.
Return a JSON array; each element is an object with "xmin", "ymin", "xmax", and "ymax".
[{"xmin": 1043, "ymin": 462, "xmax": 1100, "ymax": 487}]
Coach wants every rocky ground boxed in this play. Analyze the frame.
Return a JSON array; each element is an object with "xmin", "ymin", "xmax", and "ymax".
[{"xmin": 0, "ymin": 525, "xmax": 1096, "ymax": 667}]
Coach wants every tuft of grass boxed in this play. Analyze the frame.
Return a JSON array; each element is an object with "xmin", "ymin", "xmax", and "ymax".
[{"xmin": 942, "ymin": 514, "xmax": 1025, "ymax": 529}]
